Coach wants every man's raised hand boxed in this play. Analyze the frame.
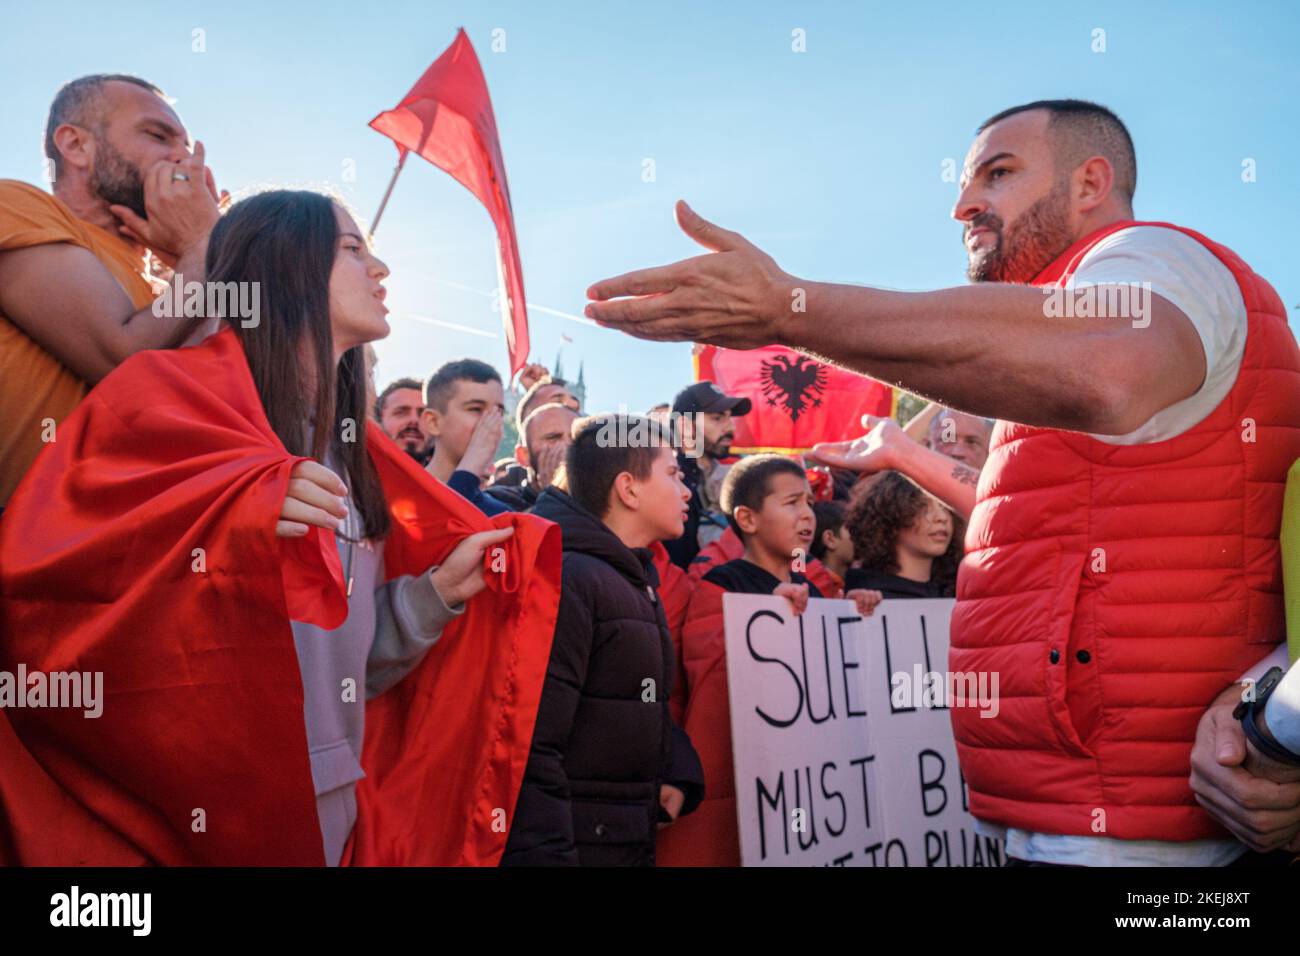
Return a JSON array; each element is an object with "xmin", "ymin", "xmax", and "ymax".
[
  {"xmin": 110, "ymin": 140, "xmax": 221, "ymax": 266},
  {"xmin": 810, "ymin": 417, "xmax": 904, "ymax": 474},
  {"xmin": 517, "ymin": 362, "xmax": 550, "ymax": 390},
  {"xmin": 585, "ymin": 200, "xmax": 795, "ymax": 350},
  {"xmin": 534, "ymin": 441, "xmax": 568, "ymax": 491}
]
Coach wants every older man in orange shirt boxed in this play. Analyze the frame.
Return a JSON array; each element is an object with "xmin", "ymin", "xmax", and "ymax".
[{"xmin": 0, "ymin": 73, "xmax": 222, "ymax": 505}]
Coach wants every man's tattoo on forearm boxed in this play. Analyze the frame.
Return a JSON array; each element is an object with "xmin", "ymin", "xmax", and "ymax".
[{"xmin": 952, "ymin": 463, "xmax": 979, "ymax": 488}]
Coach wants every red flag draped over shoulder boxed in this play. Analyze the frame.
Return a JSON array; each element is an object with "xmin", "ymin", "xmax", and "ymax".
[
  {"xmin": 370, "ymin": 28, "xmax": 530, "ymax": 376},
  {"xmin": 0, "ymin": 327, "xmax": 560, "ymax": 866},
  {"xmin": 695, "ymin": 345, "xmax": 894, "ymax": 454}
]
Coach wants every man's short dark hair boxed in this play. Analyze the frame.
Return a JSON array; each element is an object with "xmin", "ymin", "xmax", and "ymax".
[
  {"xmin": 517, "ymin": 374, "xmax": 570, "ymax": 431},
  {"xmin": 566, "ymin": 414, "xmax": 672, "ymax": 519},
  {"xmin": 423, "ymin": 358, "xmax": 501, "ymax": 413},
  {"xmin": 811, "ymin": 500, "xmax": 846, "ymax": 560},
  {"xmin": 720, "ymin": 454, "xmax": 808, "ymax": 536},
  {"xmin": 978, "ymin": 99, "xmax": 1136, "ymax": 204},
  {"xmin": 374, "ymin": 376, "xmax": 422, "ymax": 421},
  {"xmin": 45, "ymin": 74, "xmax": 165, "ymax": 178}
]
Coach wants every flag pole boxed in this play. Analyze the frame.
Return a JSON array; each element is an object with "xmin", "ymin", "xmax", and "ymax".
[{"xmin": 368, "ymin": 149, "xmax": 409, "ymax": 239}]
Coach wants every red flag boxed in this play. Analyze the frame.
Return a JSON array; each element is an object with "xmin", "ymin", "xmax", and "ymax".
[
  {"xmin": 695, "ymin": 345, "xmax": 894, "ymax": 454},
  {"xmin": 370, "ymin": 28, "xmax": 530, "ymax": 375},
  {"xmin": 0, "ymin": 327, "xmax": 560, "ymax": 865}
]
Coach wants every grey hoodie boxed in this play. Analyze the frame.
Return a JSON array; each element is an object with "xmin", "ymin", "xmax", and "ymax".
[{"xmin": 289, "ymin": 447, "xmax": 463, "ymax": 865}]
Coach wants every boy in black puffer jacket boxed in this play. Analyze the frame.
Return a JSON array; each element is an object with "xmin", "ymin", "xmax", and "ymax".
[{"xmin": 501, "ymin": 414, "xmax": 704, "ymax": 866}]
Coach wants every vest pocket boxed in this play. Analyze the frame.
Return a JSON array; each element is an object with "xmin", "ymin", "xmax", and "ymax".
[
  {"xmin": 1044, "ymin": 551, "xmax": 1097, "ymax": 759},
  {"xmin": 1247, "ymin": 588, "xmax": 1287, "ymax": 644}
]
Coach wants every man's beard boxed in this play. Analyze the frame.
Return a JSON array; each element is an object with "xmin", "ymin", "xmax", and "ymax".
[
  {"xmin": 965, "ymin": 181, "xmax": 1074, "ymax": 284},
  {"xmin": 404, "ymin": 442, "xmax": 433, "ymax": 467},
  {"xmin": 396, "ymin": 426, "xmax": 425, "ymax": 453},
  {"xmin": 704, "ymin": 436, "xmax": 733, "ymax": 460},
  {"xmin": 90, "ymin": 135, "xmax": 147, "ymax": 220}
]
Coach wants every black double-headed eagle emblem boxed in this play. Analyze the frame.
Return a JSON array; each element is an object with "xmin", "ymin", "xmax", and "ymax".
[{"xmin": 758, "ymin": 354, "xmax": 828, "ymax": 422}]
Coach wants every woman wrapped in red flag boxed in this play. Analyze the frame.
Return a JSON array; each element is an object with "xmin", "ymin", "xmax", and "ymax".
[{"xmin": 0, "ymin": 190, "xmax": 561, "ymax": 866}]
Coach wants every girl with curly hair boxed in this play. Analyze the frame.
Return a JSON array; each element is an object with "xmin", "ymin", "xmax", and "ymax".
[{"xmin": 843, "ymin": 470, "xmax": 964, "ymax": 599}]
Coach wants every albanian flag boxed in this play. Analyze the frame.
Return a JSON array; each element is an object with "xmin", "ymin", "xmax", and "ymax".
[
  {"xmin": 370, "ymin": 28, "xmax": 530, "ymax": 376},
  {"xmin": 0, "ymin": 327, "xmax": 561, "ymax": 865},
  {"xmin": 695, "ymin": 344, "xmax": 895, "ymax": 454}
]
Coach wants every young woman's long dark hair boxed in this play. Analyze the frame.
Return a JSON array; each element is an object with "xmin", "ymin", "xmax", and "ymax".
[
  {"xmin": 845, "ymin": 470, "xmax": 963, "ymax": 595},
  {"xmin": 205, "ymin": 190, "xmax": 390, "ymax": 539}
]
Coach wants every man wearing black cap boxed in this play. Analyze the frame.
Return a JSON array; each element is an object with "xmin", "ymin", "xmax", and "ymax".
[{"xmin": 664, "ymin": 381, "xmax": 752, "ymax": 570}]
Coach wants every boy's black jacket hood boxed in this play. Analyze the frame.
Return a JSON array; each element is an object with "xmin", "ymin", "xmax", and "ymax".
[{"xmin": 532, "ymin": 488, "xmax": 660, "ymax": 591}]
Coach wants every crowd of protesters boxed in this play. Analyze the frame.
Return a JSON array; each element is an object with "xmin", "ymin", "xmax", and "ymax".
[
  {"xmin": 372, "ymin": 357, "xmax": 974, "ymax": 603},
  {"xmin": 2, "ymin": 73, "xmax": 1300, "ymax": 868},
  {"xmin": 365, "ymin": 347, "xmax": 988, "ymax": 864}
]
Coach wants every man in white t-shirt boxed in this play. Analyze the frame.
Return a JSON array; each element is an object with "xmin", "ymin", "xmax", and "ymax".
[
  {"xmin": 971, "ymin": 225, "xmax": 1254, "ymax": 866},
  {"xmin": 817, "ymin": 223, "xmax": 1296, "ymax": 865},
  {"xmin": 584, "ymin": 98, "xmax": 1300, "ymax": 865}
]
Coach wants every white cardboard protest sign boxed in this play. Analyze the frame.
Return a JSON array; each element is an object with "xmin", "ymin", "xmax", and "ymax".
[{"xmin": 723, "ymin": 594, "xmax": 1005, "ymax": 867}]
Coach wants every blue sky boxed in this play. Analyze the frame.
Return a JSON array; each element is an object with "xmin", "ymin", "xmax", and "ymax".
[{"xmin": 3, "ymin": 1, "xmax": 1297, "ymax": 413}]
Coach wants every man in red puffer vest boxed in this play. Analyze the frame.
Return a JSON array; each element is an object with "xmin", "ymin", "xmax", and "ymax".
[{"xmin": 584, "ymin": 99, "xmax": 1300, "ymax": 866}]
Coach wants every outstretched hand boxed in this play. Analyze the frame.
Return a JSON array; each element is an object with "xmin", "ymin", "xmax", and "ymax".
[
  {"xmin": 810, "ymin": 417, "xmax": 904, "ymax": 473},
  {"xmin": 585, "ymin": 200, "xmax": 796, "ymax": 350}
]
